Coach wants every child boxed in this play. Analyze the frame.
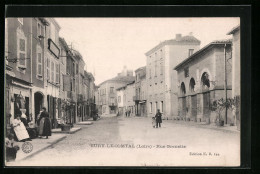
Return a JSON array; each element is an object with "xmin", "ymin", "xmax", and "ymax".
[
  {"xmin": 5, "ymin": 133, "xmax": 20, "ymax": 162},
  {"xmin": 152, "ymin": 117, "xmax": 156, "ymax": 128}
]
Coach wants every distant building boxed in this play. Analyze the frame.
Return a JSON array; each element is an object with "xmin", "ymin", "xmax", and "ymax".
[
  {"xmin": 227, "ymin": 25, "xmax": 240, "ymax": 130},
  {"xmin": 145, "ymin": 33, "xmax": 201, "ymax": 118},
  {"xmin": 97, "ymin": 67, "xmax": 135, "ymax": 116},
  {"xmin": 174, "ymin": 40, "xmax": 233, "ymax": 124},
  {"xmin": 117, "ymin": 66, "xmax": 133, "ymax": 77},
  {"xmin": 134, "ymin": 66, "xmax": 147, "ymax": 117}
]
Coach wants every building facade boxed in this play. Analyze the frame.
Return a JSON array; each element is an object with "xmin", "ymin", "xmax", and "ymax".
[
  {"xmin": 174, "ymin": 40, "xmax": 233, "ymax": 124},
  {"xmin": 134, "ymin": 66, "xmax": 147, "ymax": 117},
  {"xmin": 227, "ymin": 25, "xmax": 240, "ymax": 130},
  {"xmin": 5, "ymin": 18, "xmax": 95, "ymax": 132},
  {"xmin": 145, "ymin": 33, "xmax": 201, "ymax": 119},
  {"xmin": 96, "ymin": 67, "xmax": 135, "ymax": 116}
]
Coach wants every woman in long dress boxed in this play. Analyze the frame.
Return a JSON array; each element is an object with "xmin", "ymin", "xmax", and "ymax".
[
  {"xmin": 11, "ymin": 116, "xmax": 30, "ymax": 142},
  {"xmin": 38, "ymin": 107, "xmax": 52, "ymax": 139}
]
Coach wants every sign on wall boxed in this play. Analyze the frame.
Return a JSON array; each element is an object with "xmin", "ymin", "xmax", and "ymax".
[{"xmin": 48, "ymin": 38, "xmax": 60, "ymax": 58}]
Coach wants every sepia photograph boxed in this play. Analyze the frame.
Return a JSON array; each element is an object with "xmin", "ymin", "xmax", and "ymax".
[{"xmin": 4, "ymin": 16, "xmax": 241, "ymax": 166}]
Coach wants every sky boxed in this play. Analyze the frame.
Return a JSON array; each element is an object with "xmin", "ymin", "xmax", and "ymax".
[{"xmin": 55, "ymin": 18, "xmax": 240, "ymax": 85}]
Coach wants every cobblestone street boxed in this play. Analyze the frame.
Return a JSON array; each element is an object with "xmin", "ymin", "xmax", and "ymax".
[{"xmin": 11, "ymin": 116, "xmax": 240, "ymax": 166}]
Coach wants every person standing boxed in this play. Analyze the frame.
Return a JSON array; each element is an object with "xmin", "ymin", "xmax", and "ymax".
[
  {"xmin": 155, "ymin": 109, "xmax": 162, "ymax": 128},
  {"xmin": 38, "ymin": 107, "xmax": 52, "ymax": 139}
]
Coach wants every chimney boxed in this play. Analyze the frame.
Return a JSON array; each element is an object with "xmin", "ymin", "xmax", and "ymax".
[
  {"xmin": 189, "ymin": 32, "xmax": 193, "ymax": 36},
  {"xmin": 176, "ymin": 34, "xmax": 182, "ymax": 41}
]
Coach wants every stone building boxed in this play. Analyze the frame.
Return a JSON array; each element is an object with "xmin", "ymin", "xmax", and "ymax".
[
  {"xmin": 227, "ymin": 25, "xmax": 240, "ymax": 130},
  {"xmin": 96, "ymin": 67, "xmax": 135, "ymax": 116},
  {"xmin": 145, "ymin": 33, "xmax": 201, "ymax": 119},
  {"xmin": 134, "ymin": 66, "xmax": 147, "ymax": 117},
  {"xmin": 174, "ymin": 39, "xmax": 233, "ymax": 124}
]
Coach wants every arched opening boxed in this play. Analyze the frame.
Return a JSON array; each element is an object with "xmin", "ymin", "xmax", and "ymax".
[
  {"xmin": 201, "ymin": 72, "xmax": 211, "ymax": 118},
  {"xmin": 201, "ymin": 72, "xmax": 210, "ymax": 89},
  {"xmin": 189, "ymin": 78, "xmax": 196, "ymax": 92},
  {"xmin": 180, "ymin": 82, "xmax": 186, "ymax": 95},
  {"xmin": 189, "ymin": 78, "xmax": 197, "ymax": 118},
  {"xmin": 34, "ymin": 92, "xmax": 44, "ymax": 123}
]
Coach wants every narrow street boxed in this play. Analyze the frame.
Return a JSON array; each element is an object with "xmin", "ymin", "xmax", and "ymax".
[{"xmin": 12, "ymin": 116, "xmax": 240, "ymax": 166}]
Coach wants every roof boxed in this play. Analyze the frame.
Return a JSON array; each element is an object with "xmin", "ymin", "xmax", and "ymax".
[
  {"xmin": 99, "ymin": 75, "xmax": 135, "ymax": 87},
  {"xmin": 59, "ymin": 37, "xmax": 70, "ymax": 52},
  {"xmin": 227, "ymin": 25, "xmax": 240, "ymax": 35},
  {"xmin": 116, "ymin": 80, "xmax": 135, "ymax": 91},
  {"xmin": 135, "ymin": 66, "xmax": 146, "ymax": 72},
  {"xmin": 174, "ymin": 39, "xmax": 232, "ymax": 70},
  {"xmin": 145, "ymin": 35, "xmax": 201, "ymax": 56}
]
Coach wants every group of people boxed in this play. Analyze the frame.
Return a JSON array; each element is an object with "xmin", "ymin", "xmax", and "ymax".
[
  {"xmin": 152, "ymin": 109, "xmax": 163, "ymax": 128},
  {"xmin": 6, "ymin": 107, "xmax": 52, "ymax": 162},
  {"xmin": 125, "ymin": 109, "xmax": 132, "ymax": 117}
]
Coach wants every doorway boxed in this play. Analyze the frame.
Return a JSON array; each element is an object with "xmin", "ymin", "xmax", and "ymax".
[{"xmin": 34, "ymin": 92, "xmax": 43, "ymax": 122}]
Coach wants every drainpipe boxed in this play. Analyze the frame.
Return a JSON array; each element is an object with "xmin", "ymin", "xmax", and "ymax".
[{"xmin": 224, "ymin": 44, "xmax": 227, "ymax": 124}]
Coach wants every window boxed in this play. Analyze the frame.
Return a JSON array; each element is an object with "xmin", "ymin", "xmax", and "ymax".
[
  {"xmin": 51, "ymin": 61, "xmax": 54, "ymax": 82},
  {"xmin": 56, "ymin": 63, "xmax": 59, "ymax": 83},
  {"xmin": 46, "ymin": 58, "xmax": 50, "ymax": 80},
  {"xmin": 150, "ymin": 102, "xmax": 153, "ymax": 113},
  {"xmin": 37, "ymin": 22, "xmax": 45, "ymax": 37},
  {"xmin": 76, "ymin": 64, "xmax": 79, "ymax": 74},
  {"xmin": 184, "ymin": 67, "xmax": 189, "ymax": 78},
  {"xmin": 18, "ymin": 18, "xmax": 23, "ymax": 25},
  {"xmin": 161, "ymin": 101, "xmax": 164, "ymax": 112},
  {"xmin": 18, "ymin": 38, "xmax": 26, "ymax": 67},
  {"xmin": 110, "ymin": 98, "xmax": 115, "ymax": 105},
  {"xmin": 189, "ymin": 49, "xmax": 194, "ymax": 56},
  {"xmin": 110, "ymin": 87, "xmax": 114, "ymax": 93},
  {"xmin": 37, "ymin": 52, "xmax": 42, "ymax": 76}
]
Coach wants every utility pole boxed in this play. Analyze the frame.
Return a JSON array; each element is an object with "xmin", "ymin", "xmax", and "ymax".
[{"xmin": 224, "ymin": 44, "xmax": 227, "ymax": 124}]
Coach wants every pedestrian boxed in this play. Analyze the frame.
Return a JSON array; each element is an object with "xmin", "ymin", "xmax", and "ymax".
[
  {"xmin": 155, "ymin": 109, "xmax": 162, "ymax": 128},
  {"xmin": 38, "ymin": 107, "xmax": 52, "ymax": 139},
  {"xmin": 128, "ymin": 109, "xmax": 131, "ymax": 117},
  {"xmin": 5, "ymin": 133, "xmax": 20, "ymax": 162},
  {"xmin": 152, "ymin": 117, "xmax": 156, "ymax": 128},
  {"xmin": 11, "ymin": 115, "xmax": 30, "ymax": 142}
]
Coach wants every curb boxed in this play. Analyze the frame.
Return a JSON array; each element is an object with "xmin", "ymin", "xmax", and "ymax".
[
  {"xmin": 52, "ymin": 127, "xmax": 82, "ymax": 134},
  {"xmin": 18, "ymin": 135, "xmax": 67, "ymax": 161},
  {"xmin": 171, "ymin": 121, "xmax": 240, "ymax": 134}
]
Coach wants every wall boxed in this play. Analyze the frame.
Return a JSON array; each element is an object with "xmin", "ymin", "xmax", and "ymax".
[{"xmin": 232, "ymin": 30, "xmax": 240, "ymax": 97}]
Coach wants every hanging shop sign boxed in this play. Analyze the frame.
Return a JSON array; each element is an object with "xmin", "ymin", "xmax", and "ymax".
[{"xmin": 48, "ymin": 39, "xmax": 60, "ymax": 58}]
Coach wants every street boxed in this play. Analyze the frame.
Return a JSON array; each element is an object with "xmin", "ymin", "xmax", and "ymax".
[{"xmin": 12, "ymin": 116, "xmax": 240, "ymax": 166}]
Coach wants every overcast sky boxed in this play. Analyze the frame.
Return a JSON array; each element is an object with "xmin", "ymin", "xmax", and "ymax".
[{"xmin": 55, "ymin": 18, "xmax": 239, "ymax": 85}]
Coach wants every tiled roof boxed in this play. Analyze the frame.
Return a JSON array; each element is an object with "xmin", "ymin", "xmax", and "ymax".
[
  {"xmin": 145, "ymin": 35, "xmax": 201, "ymax": 56},
  {"xmin": 98, "ymin": 75, "xmax": 135, "ymax": 87},
  {"xmin": 174, "ymin": 39, "xmax": 232, "ymax": 70}
]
